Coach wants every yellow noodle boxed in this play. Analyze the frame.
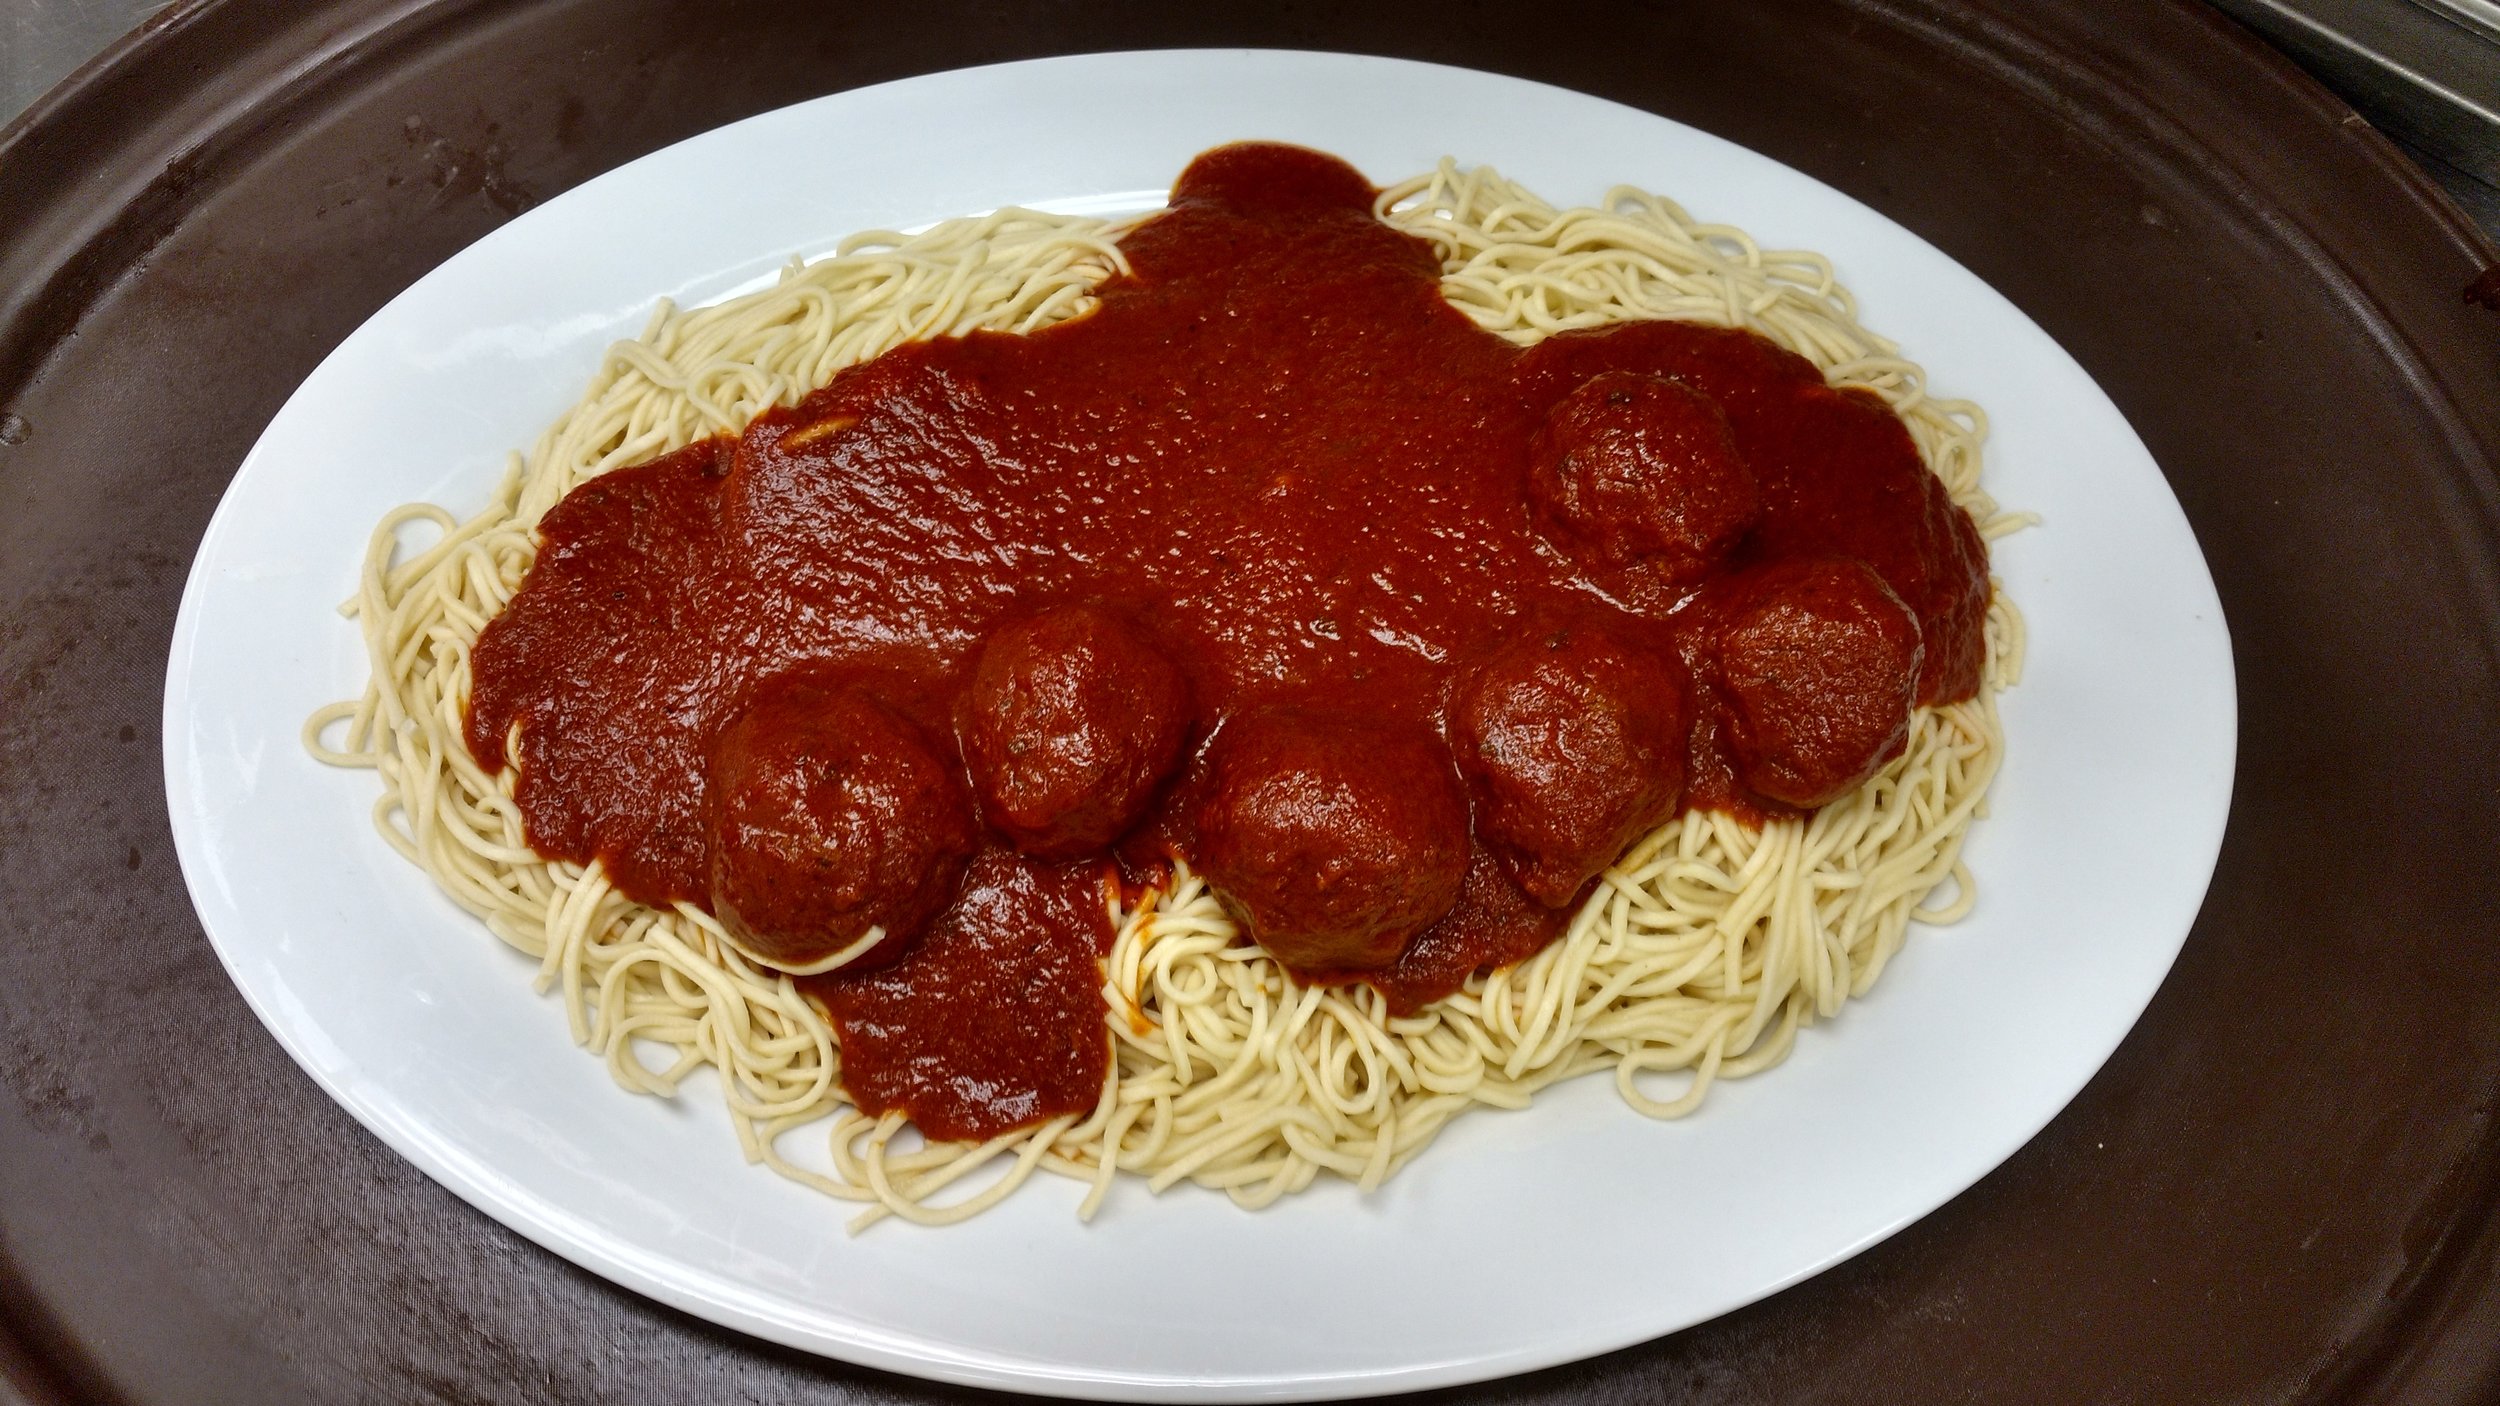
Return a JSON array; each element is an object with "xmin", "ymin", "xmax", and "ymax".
[{"xmin": 308, "ymin": 162, "xmax": 2022, "ymax": 1226}]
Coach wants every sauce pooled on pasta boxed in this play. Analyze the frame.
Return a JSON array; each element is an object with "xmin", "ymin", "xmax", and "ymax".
[{"xmin": 466, "ymin": 143, "xmax": 1988, "ymax": 1142}]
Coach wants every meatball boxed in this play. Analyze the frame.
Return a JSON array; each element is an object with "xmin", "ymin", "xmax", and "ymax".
[
  {"xmin": 961, "ymin": 604, "xmax": 1194, "ymax": 859},
  {"xmin": 1191, "ymin": 709, "xmax": 1470, "ymax": 972},
  {"xmin": 1530, "ymin": 371, "xmax": 1760, "ymax": 584},
  {"xmin": 1452, "ymin": 623, "xmax": 1689, "ymax": 907},
  {"xmin": 704, "ymin": 678, "xmax": 978, "ymax": 972},
  {"xmin": 1715, "ymin": 559, "xmax": 1924, "ymax": 809}
]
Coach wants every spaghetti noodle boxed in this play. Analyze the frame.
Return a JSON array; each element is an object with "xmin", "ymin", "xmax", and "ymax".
[{"xmin": 307, "ymin": 156, "xmax": 2025, "ymax": 1229}]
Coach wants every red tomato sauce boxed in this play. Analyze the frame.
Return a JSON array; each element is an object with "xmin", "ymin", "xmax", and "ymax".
[{"xmin": 466, "ymin": 143, "xmax": 1987, "ymax": 1140}]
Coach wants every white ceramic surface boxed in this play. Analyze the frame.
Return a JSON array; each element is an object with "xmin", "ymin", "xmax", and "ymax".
[{"xmin": 162, "ymin": 50, "xmax": 2236, "ymax": 1401}]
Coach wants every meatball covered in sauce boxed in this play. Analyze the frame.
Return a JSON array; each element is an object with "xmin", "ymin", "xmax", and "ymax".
[
  {"xmin": 1192, "ymin": 709, "xmax": 1470, "ymax": 972},
  {"xmin": 962, "ymin": 604, "xmax": 1194, "ymax": 859},
  {"xmin": 704, "ymin": 678, "xmax": 978, "ymax": 972},
  {"xmin": 1530, "ymin": 371, "xmax": 1761, "ymax": 584},
  {"xmin": 1715, "ymin": 559, "xmax": 1924, "ymax": 809},
  {"xmin": 1452, "ymin": 623, "xmax": 1689, "ymax": 907}
]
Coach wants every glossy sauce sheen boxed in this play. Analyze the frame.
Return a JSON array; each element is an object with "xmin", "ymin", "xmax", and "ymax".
[{"xmin": 468, "ymin": 144, "xmax": 1987, "ymax": 1140}]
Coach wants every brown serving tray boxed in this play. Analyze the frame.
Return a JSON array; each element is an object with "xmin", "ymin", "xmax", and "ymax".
[{"xmin": 4, "ymin": 1, "xmax": 2497, "ymax": 1401}]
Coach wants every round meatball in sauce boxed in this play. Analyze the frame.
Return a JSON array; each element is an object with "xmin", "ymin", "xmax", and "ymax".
[
  {"xmin": 704, "ymin": 678, "xmax": 978, "ymax": 973},
  {"xmin": 1714, "ymin": 559, "xmax": 1925, "ymax": 809},
  {"xmin": 1191, "ymin": 709, "xmax": 1470, "ymax": 972},
  {"xmin": 961, "ymin": 604, "xmax": 1194, "ymax": 859},
  {"xmin": 1529, "ymin": 371, "xmax": 1761, "ymax": 585},
  {"xmin": 1452, "ymin": 623, "xmax": 1689, "ymax": 908}
]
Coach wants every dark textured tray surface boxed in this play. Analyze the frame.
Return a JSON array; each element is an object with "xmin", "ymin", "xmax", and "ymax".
[{"xmin": 4, "ymin": 1, "xmax": 2498, "ymax": 1402}]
